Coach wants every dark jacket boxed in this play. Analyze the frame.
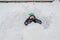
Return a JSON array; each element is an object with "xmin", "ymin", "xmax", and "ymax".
[{"xmin": 24, "ymin": 16, "xmax": 42, "ymax": 26}]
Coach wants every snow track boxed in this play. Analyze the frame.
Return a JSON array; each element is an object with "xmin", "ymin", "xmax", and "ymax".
[{"xmin": 0, "ymin": 1, "xmax": 60, "ymax": 40}]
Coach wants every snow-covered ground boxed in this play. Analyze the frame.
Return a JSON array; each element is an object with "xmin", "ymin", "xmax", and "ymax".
[{"xmin": 0, "ymin": 1, "xmax": 60, "ymax": 40}]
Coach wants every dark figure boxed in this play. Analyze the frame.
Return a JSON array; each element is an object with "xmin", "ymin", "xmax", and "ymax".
[{"xmin": 24, "ymin": 14, "xmax": 42, "ymax": 26}]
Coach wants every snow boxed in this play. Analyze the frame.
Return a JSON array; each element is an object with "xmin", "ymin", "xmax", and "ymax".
[{"xmin": 0, "ymin": 1, "xmax": 60, "ymax": 40}]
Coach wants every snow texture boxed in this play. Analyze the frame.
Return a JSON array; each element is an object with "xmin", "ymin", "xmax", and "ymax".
[{"xmin": 0, "ymin": 1, "xmax": 60, "ymax": 40}]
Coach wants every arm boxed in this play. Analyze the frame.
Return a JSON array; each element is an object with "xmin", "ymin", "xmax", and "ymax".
[
  {"xmin": 24, "ymin": 19, "xmax": 29, "ymax": 26},
  {"xmin": 24, "ymin": 18, "xmax": 32, "ymax": 26},
  {"xmin": 35, "ymin": 19, "xmax": 42, "ymax": 24}
]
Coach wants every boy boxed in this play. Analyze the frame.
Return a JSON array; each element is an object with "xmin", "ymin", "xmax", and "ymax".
[{"xmin": 24, "ymin": 13, "xmax": 42, "ymax": 26}]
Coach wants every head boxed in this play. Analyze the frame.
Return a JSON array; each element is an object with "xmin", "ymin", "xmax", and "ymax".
[
  {"xmin": 29, "ymin": 12, "xmax": 35, "ymax": 20},
  {"xmin": 29, "ymin": 15, "xmax": 35, "ymax": 20}
]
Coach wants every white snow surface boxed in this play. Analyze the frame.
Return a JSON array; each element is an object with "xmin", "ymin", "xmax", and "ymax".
[{"xmin": 0, "ymin": 1, "xmax": 60, "ymax": 40}]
